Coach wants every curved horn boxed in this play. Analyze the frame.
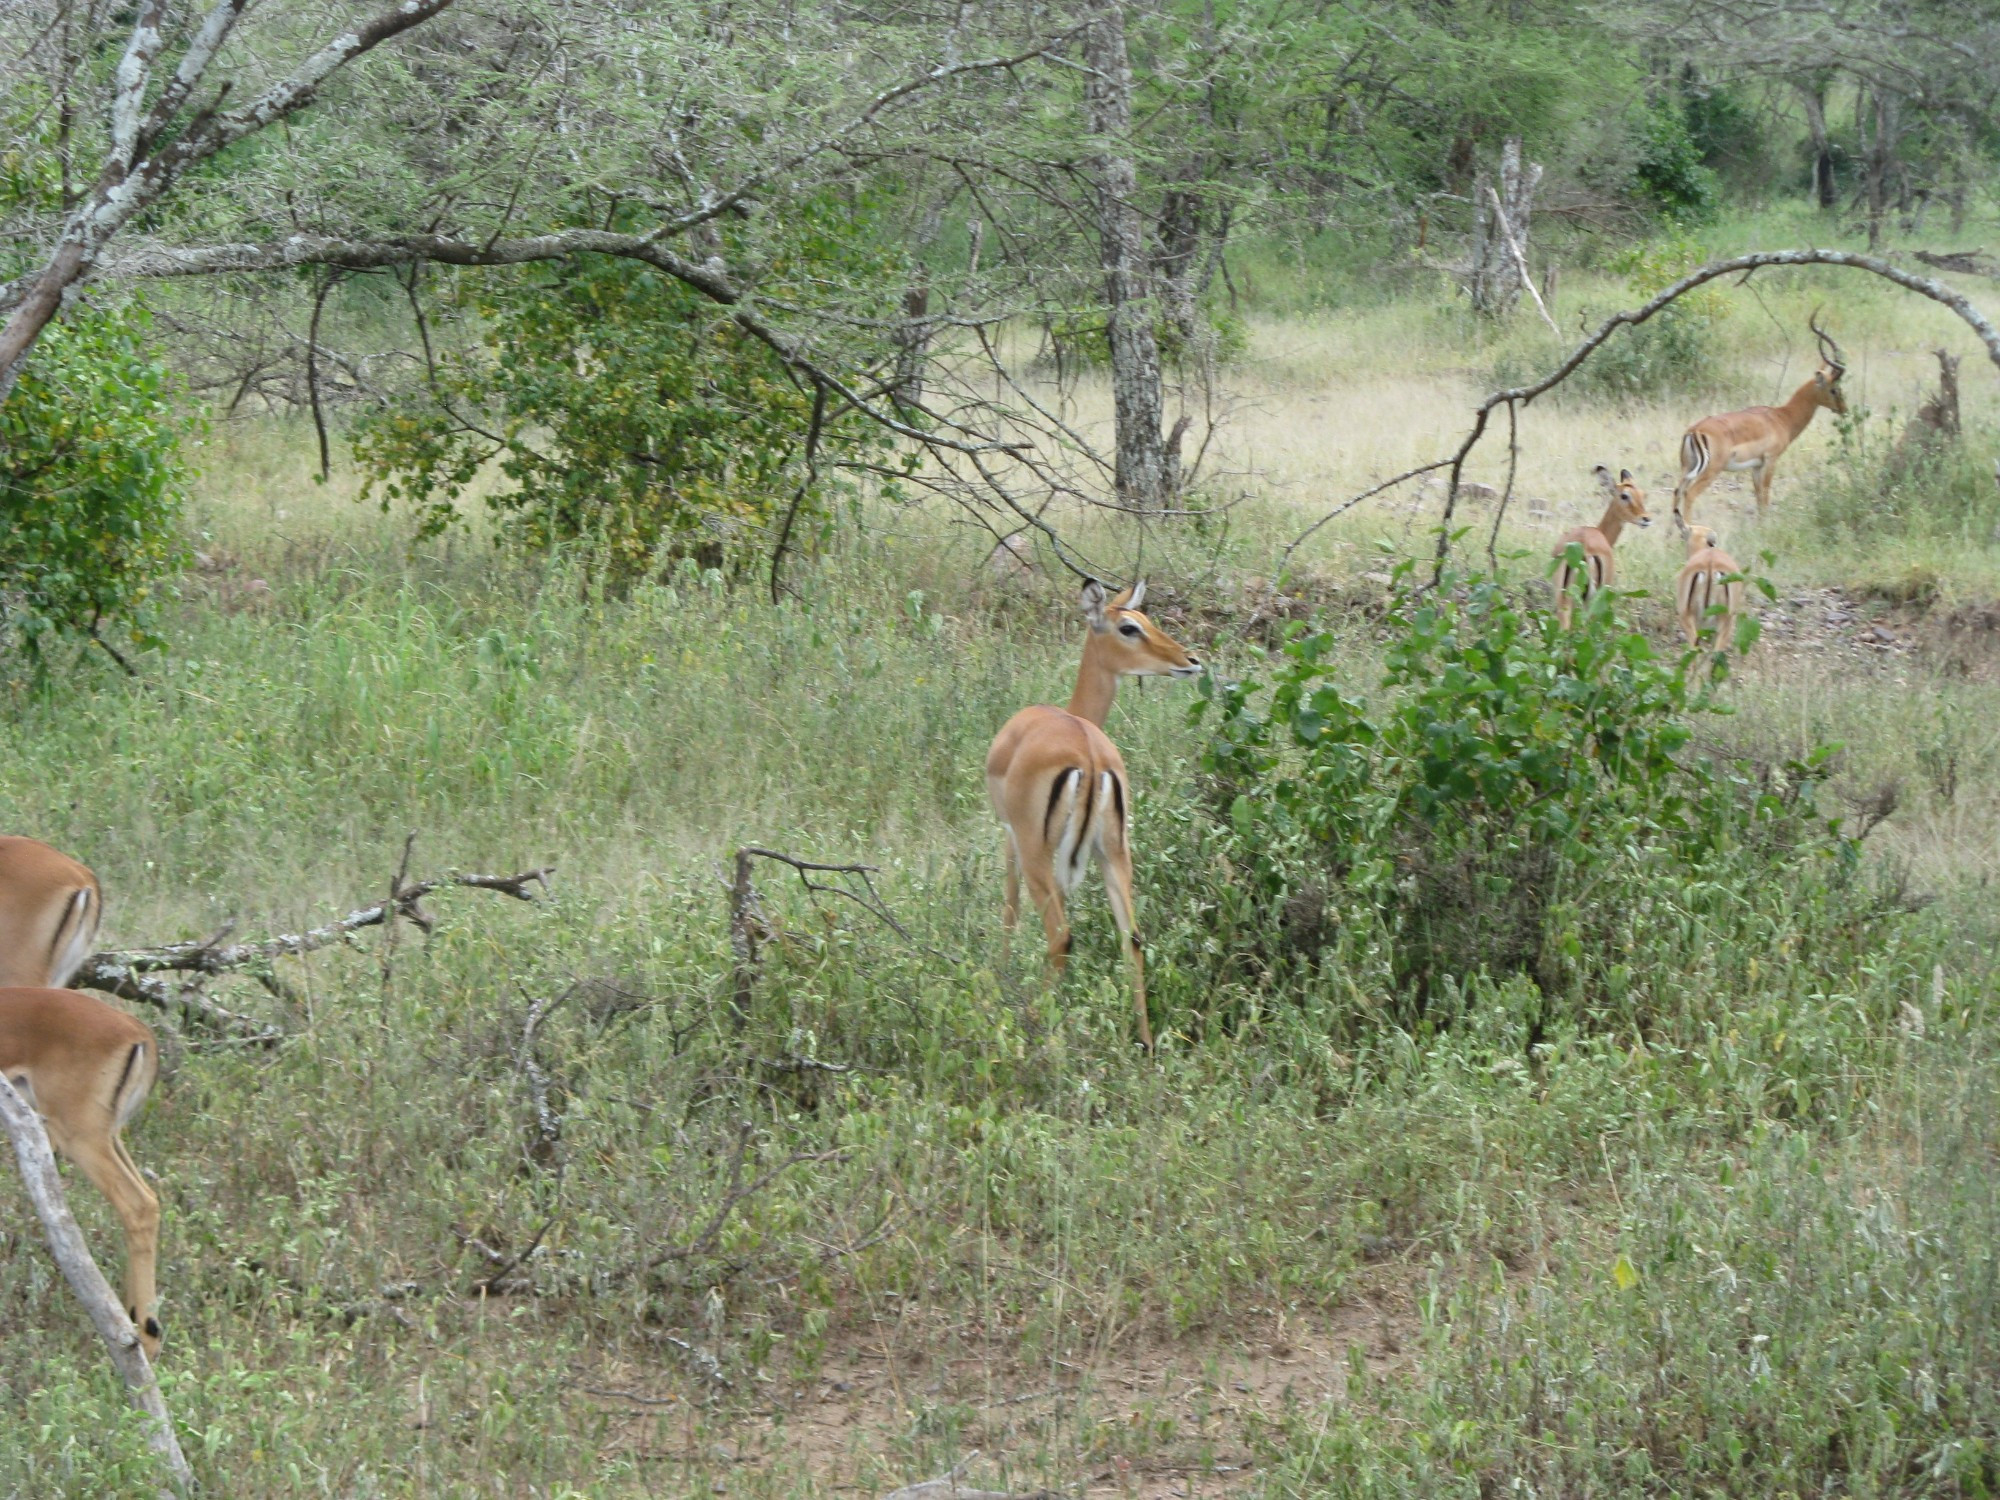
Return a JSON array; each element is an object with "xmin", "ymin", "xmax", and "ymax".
[{"xmin": 1808, "ymin": 306, "xmax": 1846, "ymax": 376}]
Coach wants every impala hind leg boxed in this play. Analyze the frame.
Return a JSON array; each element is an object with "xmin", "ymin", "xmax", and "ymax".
[
  {"xmin": 48, "ymin": 1122, "xmax": 162, "ymax": 1357},
  {"xmin": 1098, "ymin": 838, "xmax": 1152, "ymax": 1052},
  {"xmin": 1020, "ymin": 860, "xmax": 1071, "ymax": 990}
]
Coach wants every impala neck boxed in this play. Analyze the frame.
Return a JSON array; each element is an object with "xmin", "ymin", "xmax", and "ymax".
[
  {"xmin": 1595, "ymin": 501, "xmax": 1631, "ymax": 546},
  {"xmin": 1776, "ymin": 377, "xmax": 1827, "ymax": 441},
  {"xmin": 1068, "ymin": 632, "xmax": 1120, "ymax": 726}
]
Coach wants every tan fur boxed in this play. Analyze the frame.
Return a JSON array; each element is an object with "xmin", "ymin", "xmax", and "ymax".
[
  {"xmin": 0, "ymin": 986, "xmax": 161, "ymax": 1357},
  {"xmin": 1674, "ymin": 525, "xmax": 1748, "ymax": 649},
  {"xmin": 0, "ymin": 836, "xmax": 101, "ymax": 988},
  {"xmin": 985, "ymin": 580, "xmax": 1201, "ymax": 1050},
  {"xmin": 1552, "ymin": 466, "xmax": 1651, "ymax": 627}
]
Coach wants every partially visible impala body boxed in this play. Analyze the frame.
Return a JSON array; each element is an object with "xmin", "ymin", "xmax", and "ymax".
[
  {"xmin": 0, "ymin": 836, "xmax": 163, "ymax": 1357},
  {"xmin": 0, "ymin": 835, "xmax": 101, "ymax": 987}
]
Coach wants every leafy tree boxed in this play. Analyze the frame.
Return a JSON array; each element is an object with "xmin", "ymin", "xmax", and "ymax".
[{"xmin": 0, "ymin": 301, "xmax": 189, "ymax": 662}]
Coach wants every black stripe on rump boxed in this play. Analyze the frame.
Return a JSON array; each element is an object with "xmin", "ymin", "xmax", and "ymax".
[
  {"xmin": 1042, "ymin": 769, "xmax": 1079, "ymax": 844},
  {"xmin": 111, "ymin": 1042, "xmax": 142, "ymax": 1118}
]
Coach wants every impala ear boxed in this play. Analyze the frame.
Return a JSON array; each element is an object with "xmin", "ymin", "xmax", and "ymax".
[
  {"xmin": 1116, "ymin": 578, "xmax": 1147, "ymax": 611},
  {"xmin": 1080, "ymin": 577, "xmax": 1111, "ymax": 629},
  {"xmin": 1619, "ymin": 469, "xmax": 1635, "ymax": 485},
  {"xmin": 1593, "ymin": 464, "xmax": 1615, "ymax": 493}
]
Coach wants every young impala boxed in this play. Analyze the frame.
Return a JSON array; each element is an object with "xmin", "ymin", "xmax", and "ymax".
[
  {"xmin": 1674, "ymin": 313, "xmax": 1847, "ymax": 532},
  {"xmin": 1674, "ymin": 524, "xmax": 1748, "ymax": 650},
  {"xmin": 0, "ymin": 834, "xmax": 102, "ymax": 987},
  {"xmin": 985, "ymin": 579, "xmax": 1201, "ymax": 1050},
  {"xmin": 1551, "ymin": 466, "xmax": 1651, "ymax": 626}
]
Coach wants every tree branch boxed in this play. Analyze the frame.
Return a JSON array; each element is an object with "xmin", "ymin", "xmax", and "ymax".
[{"xmin": 0, "ymin": 1077, "xmax": 193, "ymax": 1496}]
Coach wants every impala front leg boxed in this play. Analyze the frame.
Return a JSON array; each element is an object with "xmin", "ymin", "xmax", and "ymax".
[{"xmin": 1753, "ymin": 459, "xmax": 1777, "ymax": 514}]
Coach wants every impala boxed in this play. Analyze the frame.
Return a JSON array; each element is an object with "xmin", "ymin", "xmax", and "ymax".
[
  {"xmin": 1673, "ymin": 314, "xmax": 1847, "ymax": 532},
  {"xmin": 1, "ymin": 986, "xmax": 162, "ymax": 1356},
  {"xmin": 1674, "ymin": 525, "xmax": 1748, "ymax": 650},
  {"xmin": 985, "ymin": 579, "xmax": 1201, "ymax": 1050},
  {"xmin": 1551, "ymin": 466, "xmax": 1651, "ymax": 626},
  {"xmin": 0, "ymin": 835, "xmax": 102, "ymax": 988}
]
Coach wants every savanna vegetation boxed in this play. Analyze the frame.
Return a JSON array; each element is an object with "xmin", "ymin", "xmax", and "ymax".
[{"xmin": 3, "ymin": 0, "xmax": 2000, "ymax": 1495}]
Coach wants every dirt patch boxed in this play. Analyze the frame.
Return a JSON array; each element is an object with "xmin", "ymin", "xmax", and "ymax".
[{"xmin": 571, "ymin": 1276, "xmax": 1422, "ymax": 1498}]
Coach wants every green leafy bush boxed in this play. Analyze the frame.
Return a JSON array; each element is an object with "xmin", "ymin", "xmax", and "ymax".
[
  {"xmin": 354, "ymin": 205, "xmax": 902, "ymax": 578},
  {"xmin": 1182, "ymin": 563, "xmax": 1842, "ymax": 1042},
  {"xmin": 1634, "ymin": 99, "xmax": 1721, "ymax": 221},
  {"xmin": 0, "ymin": 302, "xmax": 190, "ymax": 659},
  {"xmin": 1563, "ymin": 236, "xmax": 1726, "ymax": 399}
]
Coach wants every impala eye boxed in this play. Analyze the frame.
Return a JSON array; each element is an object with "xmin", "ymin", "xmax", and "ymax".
[{"xmin": 1119, "ymin": 623, "xmax": 1143, "ymax": 638}]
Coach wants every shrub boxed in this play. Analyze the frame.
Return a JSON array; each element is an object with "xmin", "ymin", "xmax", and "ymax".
[
  {"xmin": 1811, "ymin": 406, "xmax": 2000, "ymax": 544},
  {"xmin": 1183, "ymin": 562, "xmax": 1844, "ymax": 1044},
  {"xmin": 353, "ymin": 202, "xmax": 902, "ymax": 579},
  {"xmin": 0, "ymin": 301, "xmax": 190, "ymax": 661},
  {"xmin": 1563, "ymin": 235, "xmax": 1727, "ymax": 399}
]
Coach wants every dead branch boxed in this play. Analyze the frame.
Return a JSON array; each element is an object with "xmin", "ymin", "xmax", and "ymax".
[
  {"xmin": 70, "ymin": 841, "xmax": 552, "ymax": 1039},
  {"xmin": 726, "ymin": 845, "xmax": 955, "ymax": 1028},
  {"xmin": 1278, "ymin": 248, "xmax": 2000, "ymax": 581},
  {"xmin": 0, "ymin": 1076, "xmax": 193, "ymax": 1496},
  {"xmin": 1913, "ymin": 248, "xmax": 2000, "ymax": 279}
]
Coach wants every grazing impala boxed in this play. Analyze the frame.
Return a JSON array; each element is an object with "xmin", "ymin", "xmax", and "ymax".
[
  {"xmin": 1674, "ymin": 313, "xmax": 1847, "ymax": 532},
  {"xmin": 1551, "ymin": 466, "xmax": 1651, "ymax": 626},
  {"xmin": 0, "ymin": 835, "xmax": 101, "ymax": 988},
  {"xmin": 986, "ymin": 579, "xmax": 1201, "ymax": 1050},
  {"xmin": 1, "ymin": 986, "xmax": 162, "ymax": 1356},
  {"xmin": 1675, "ymin": 525, "xmax": 1748, "ymax": 650}
]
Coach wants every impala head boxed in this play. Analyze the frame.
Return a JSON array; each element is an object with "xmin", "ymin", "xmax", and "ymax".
[
  {"xmin": 1593, "ymin": 465, "xmax": 1652, "ymax": 528},
  {"xmin": 1685, "ymin": 524, "xmax": 1722, "ymax": 555},
  {"xmin": 1080, "ymin": 578, "xmax": 1202, "ymax": 678},
  {"xmin": 1809, "ymin": 308, "xmax": 1849, "ymax": 415}
]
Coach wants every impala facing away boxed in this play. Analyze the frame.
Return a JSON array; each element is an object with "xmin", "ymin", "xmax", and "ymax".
[
  {"xmin": 986, "ymin": 579, "xmax": 1201, "ymax": 1050},
  {"xmin": 1, "ymin": 986, "xmax": 162, "ymax": 1356},
  {"xmin": 0, "ymin": 836, "xmax": 162, "ymax": 1356},
  {"xmin": 1551, "ymin": 466, "xmax": 1651, "ymax": 627},
  {"xmin": 1675, "ymin": 525, "xmax": 1748, "ymax": 650},
  {"xmin": 1674, "ymin": 314, "xmax": 1847, "ymax": 532},
  {"xmin": 0, "ymin": 834, "xmax": 102, "ymax": 987}
]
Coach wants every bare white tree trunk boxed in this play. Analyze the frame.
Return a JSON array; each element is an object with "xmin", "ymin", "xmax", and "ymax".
[
  {"xmin": 1468, "ymin": 137, "xmax": 1542, "ymax": 320},
  {"xmin": 1083, "ymin": 0, "xmax": 1173, "ymax": 508},
  {"xmin": 0, "ymin": 1075, "xmax": 192, "ymax": 1496}
]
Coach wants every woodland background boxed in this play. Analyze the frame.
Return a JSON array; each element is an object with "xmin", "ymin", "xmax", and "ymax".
[{"xmin": 4, "ymin": 0, "xmax": 2000, "ymax": 1494}]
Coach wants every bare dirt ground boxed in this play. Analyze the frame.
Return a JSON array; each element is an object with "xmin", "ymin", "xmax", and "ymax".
[{"xmin": 572, "ymin": 1271, "xmax": 1423, "ymax": 1498}]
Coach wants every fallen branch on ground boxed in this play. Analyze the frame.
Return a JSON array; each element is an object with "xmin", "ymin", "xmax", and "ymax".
[{"xmin": 70, "ymin": 838, "xmax": 553, "ymax": 1040}]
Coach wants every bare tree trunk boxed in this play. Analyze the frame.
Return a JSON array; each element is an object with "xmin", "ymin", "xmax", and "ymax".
[
  {"xmin": 1863, "ymin": 87, "xmax": 1900, "ymax": 252},
  {"xmin": 1795, "ymin": 79, "xmax": 1837, "ymax": 211},
  {"xmin": 1469, "ymin": 137, "xmax": 1541, "ymax": 319},
  {"xmin": 1083, "ymin": 0, "xmax": 1171, "ymax": 508}
]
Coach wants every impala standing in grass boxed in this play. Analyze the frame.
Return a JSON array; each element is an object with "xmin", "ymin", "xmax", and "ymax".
[
  {"xmin": 1552, "ymin": 466, "xmax": 1652, "ymax": 627},
  {"xmin": 986, "ymin": 579, "xmax": 1202, "ymax": 1050},
  {"xmin": 1675, "ymin": 525, "xmax": 1749, "ymax": 650},
  {"xmin": 0, "ymin": 837, "xmax": 163, "ymax": 1355},
  {"xmin": 1673, "ymin": 314, "xmax": 1847, "ymax": 532}
]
